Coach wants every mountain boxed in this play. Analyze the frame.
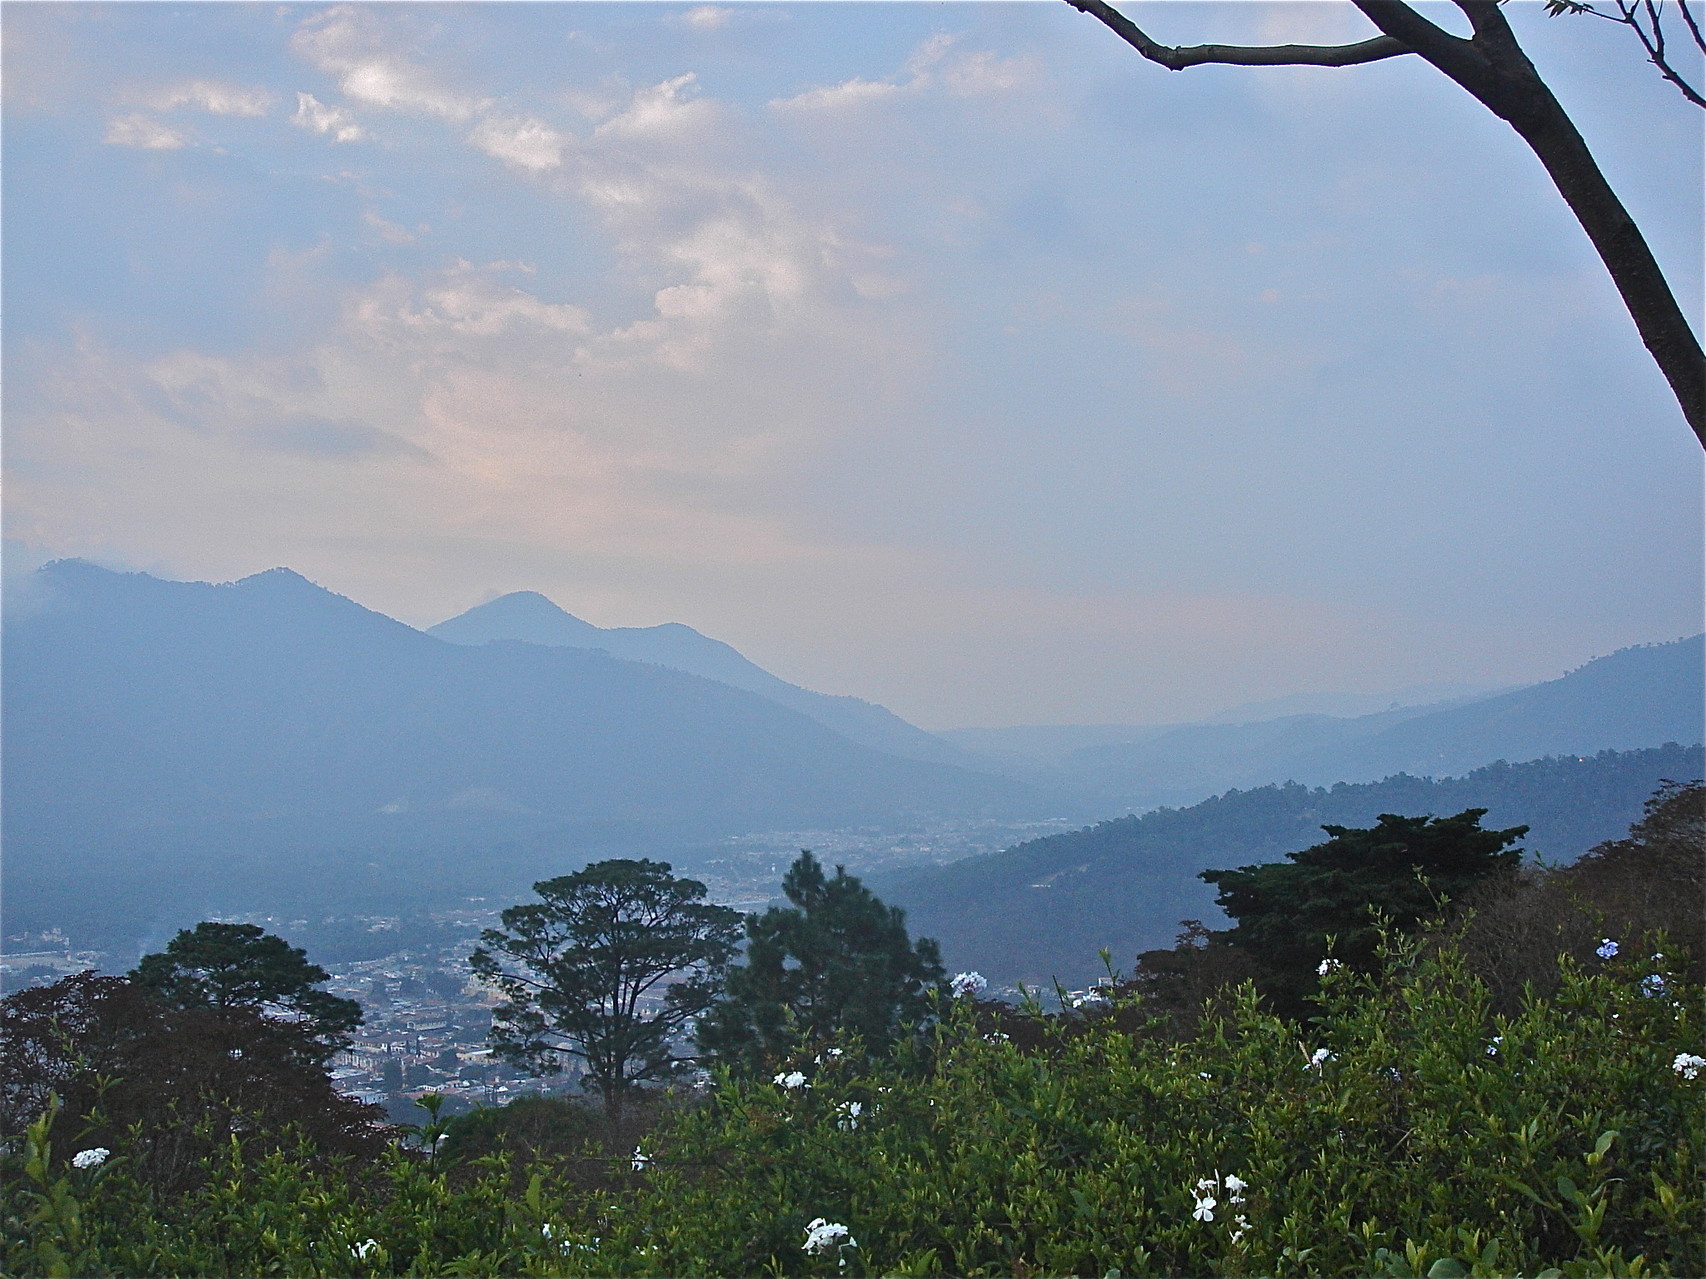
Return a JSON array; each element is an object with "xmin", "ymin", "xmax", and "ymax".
[
  {"xmin": 2, "ymin": 561, "xmax": 1050, "ymax": 948},
  {"xmin": 429, "ymin": 592, "xmax": 983, "ymax": 770},
  {"xmin": 964, "ymin": 637, "xmax": 1701, "ymax": 809},
  {"xmin": 877, "ymin": 743, "xmax": 1705, "ymax": 988}
]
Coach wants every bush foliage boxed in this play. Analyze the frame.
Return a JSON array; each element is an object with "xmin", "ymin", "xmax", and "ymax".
[{"xmin": 5, "ymin": 933, "xmax": 1700, "ymax": 1277}]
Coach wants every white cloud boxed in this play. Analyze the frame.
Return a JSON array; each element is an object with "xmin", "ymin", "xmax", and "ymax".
[
  {"xmin": 681, "ymin": 6, "xmax": 732, "ymax": 32},
  {"xmin": 593, "ymin": 73, "xmax": 718, "ymax": 144},
  {"xmin": 291, "ymin": 6, "xmax": 486, "ymax": 121},
  {"xmin": 103, "ymin": 113, "xmax": 188, "ymax": 149},
  {"xmin": 294, "ymin": 92, "xmax": 365, "ymax": 142},
  {"xmin": 773, "ymin": 77, "xmax": 902, "ymax": 114},
  {"xmin": 468, "ymin": 114, "xmax": 568, "ymax": 172},
  {"xmin": 149, "ymin": 79, "xmax": 274, "ymax": 116},
  {"xmin": 770, "ymin": 32, "xmax": 1038, "ymax": 113}
]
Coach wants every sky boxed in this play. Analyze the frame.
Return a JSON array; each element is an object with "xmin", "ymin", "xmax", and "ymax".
[{"xmin": 4, "ymin": 1, "xmax": 1702, "ymax": 730}]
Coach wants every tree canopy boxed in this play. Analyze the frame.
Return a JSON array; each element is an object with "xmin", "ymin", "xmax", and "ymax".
[
  {"xmin": 697, "ymin": 851, "xmax": 946, "ymax": 1072},
  {"xmin": 130, "ymin": 921, "xmax": 361, "ymax": 1061},
  {"xmin": 469, "ymin": 860, "xmax": 743, "ymax": 1115},
  {"xmin": 1202, "ymin": 808, "xmax": 1527, "ymax": 1015}
]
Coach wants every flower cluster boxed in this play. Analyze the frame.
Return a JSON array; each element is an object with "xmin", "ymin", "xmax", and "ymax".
[
  {"xmin": 1642, "ymin": 974, "xmax": 1668, "ymax": 998},
  {"xmin": 773, "ymin": 1070, "xmax": 808, "ymax": 1089},
  {"xmin": 1486, "ymin": 1035, "xmax": 1503, "ymax": 1057},
  {"xmin": 1316, "ymin": 958, "xmax": 1343, "ymax": 976},
  {"xmin": 835, "ymin": 1101, "xmax": 864, "ymax": 1131},
  {"xmin": 1190, "ymin": 1172, "xmax": 1250, "ymax": 1242},
  {"xmin": 350, "ymin": 1239, "xmax": 380, "ymax": 1260},
  {"xmin": 950, "ymin": 971, "xmax": 988, "ymax": 998},
  {"xmin": 71, "ymin": 1147, "xmax": 110, "ymax": 1170},
  {"xmin": 631, "ymin": 1146, "xmax": 651, "ymax": 1172},
  {"xmin": 1673, "ymin": 1052, "xmax": 1704, "ymax": 1081},
  {"xmin": 1305, "ymin": 1047, "xmax": 1335, "ymax": 1069},
  {"xmin": 802, "ymin": 1217, "xmax": 856, "ymax": 1257},
  {"xmin": 1596, "ymin": 938, "xmax": 1620, "ymax": 960}
]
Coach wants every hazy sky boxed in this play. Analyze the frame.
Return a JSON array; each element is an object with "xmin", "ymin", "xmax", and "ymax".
[{"xmin": 5, "ymin": 1, "xmax": 1701, "ymax": 729}]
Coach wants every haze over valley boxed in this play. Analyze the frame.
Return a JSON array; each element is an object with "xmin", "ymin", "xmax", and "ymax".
[{"xmin": 5, "ymin": 558, "xmax": 1698, "ymax": 984}]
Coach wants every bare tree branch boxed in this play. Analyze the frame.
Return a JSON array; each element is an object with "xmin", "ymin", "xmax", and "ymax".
[
  {"xmin": 1547, "ymin": 0, "xmax": 1706, "ymax": 106},
  {"xmin": 1064, "ymin": 0, "xmax": 1411, "ymax": 69},
  {"xmin": 1067, "ymin": 0, "xmax": 1706, "ymax": 446}
]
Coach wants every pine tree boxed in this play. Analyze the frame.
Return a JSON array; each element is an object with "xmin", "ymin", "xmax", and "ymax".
[{"xmin": 698, "ymin": 851, "xmax": 945, "ymax": 1073}]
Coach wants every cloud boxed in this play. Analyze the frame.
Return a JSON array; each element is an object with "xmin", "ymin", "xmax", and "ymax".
[
  {"xmin": 103, "ymin": 113, "xmax": 188, "ymax": 149},
  {"xmin": 681, "ymin": 6, "xmax": 732, "ymax": 32},
  {"xmin": 293, "ymin": 92, "xmax": 365, "ymax": 142},
  {"xmin": 148, "ymin": 80, "xmax": 274, "ymax": 116},
  {"xmin": 770, "ymin": 32, "xmax": 1039, "ymax": 113},
  {"xmin": 593, "ymin": 73, "xmax": 719, "ymax": 144},
  {"xmin": 468, "ymin": 114, "xmax": 568, "ymax": 172},
  {"xmin": 290, "ymin": 6, "xmax": 486, "ymax": 121}
]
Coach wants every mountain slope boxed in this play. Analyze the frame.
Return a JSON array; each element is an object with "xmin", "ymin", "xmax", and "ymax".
[
  {"xmin": 3, "ymin": 561, "xmax": 1050, "ymax": 944},
  {"xmin": 429, "ymin": 592, "xmax": 982, "ymax": 770},
  {"xmin": 1060, "ymin": 637, "xmax": 1702, "ymax": 808},
  {"xmin": 878, "ymin": 743, "xmax": 1705, "ymax": 987}
]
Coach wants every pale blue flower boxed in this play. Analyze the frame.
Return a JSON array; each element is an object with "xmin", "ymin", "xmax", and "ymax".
[
  {"xmin": 1642, "ymin": 974, "xmax": 1668, "ymax": 998},
  {"xmin": 1595, "ymin": 938, "xmax": 1619, "ymax": 959},
  {"xmin": 71, "ymin": 1147, "xmax": 109, "ymax": 1170},
  {"xmin": 950, "ymin": 971, "xmax": 988, "ymax": 998}
]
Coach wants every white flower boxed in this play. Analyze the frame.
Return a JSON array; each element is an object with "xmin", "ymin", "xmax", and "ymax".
[
  {"xmin": 71, "ymin": 1147, "xmax": 110, "ymax": 1169},
  {"xmin": 541, "ymin": 1225, "xmax": 555, "ymax": 1240},
  {"xmin": 1223, "ymin": 1174, "xmax": 1247, "ymax": 1200},
  {"xmin": 631, "ymin": 1146, "xmax": 651, "ymax": 1172},
  {"xmin": 1195, "ymin": 1177, "xmax": 1219, "ymax": 1193},
  {"xmin": 802, "ymin": 1218, "xmax": 856, "ymax": 1255},
  {"xmin": 836, "ymin": 1101, "xmax": 864, "ymax": 1131},
  {"xmin": 351, "ymin": 1238, "xmax": 380, "ymax": 1260},
  {"xmin": 1595, "ymin": 938, "xmax": 1619, "ymax": 959},
  {"xmin": 950, "ymin": 971, "xmax": 988, "ymax": 998},
  {"xmin": 1306, "ymin": 1047, "xmax": 1334, "ymax": 1069},
  {"xmin": 1316, "ymin": 958, "xmax": 1343, "ymax": 976},
  {"xmin": 1486, "ymin": 1035, "xmax": 1503, "ymax": 1057},
  {"xmin": 984, "ymin": 1031, "xmax": 1011, "ymax": 1043},
  {"xmin": 1673, "ymin": 1052, "xmax": 1705, "ymax": 1081},
  {"xmin": 1192, "ymin": 1196, "xmax": 1217, "ymax": 1222},
  {"xmin": 773, "ymin": 1070, "xmax": 808, "ymax": 1089}
]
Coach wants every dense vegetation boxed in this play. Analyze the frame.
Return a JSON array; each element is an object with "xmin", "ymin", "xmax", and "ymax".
[
  {"xmin": 4, "ymin": 785, "xmax": 1700, "ymax": 1277},
  {"xmin": 882, "ymin": 743, "xmax": 1705, "ymax": 985}
]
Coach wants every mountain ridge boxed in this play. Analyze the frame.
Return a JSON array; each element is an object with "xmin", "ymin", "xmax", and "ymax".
[{"xmin": 428, "ymin": 591, "xmax": 985, "ymax": 770}]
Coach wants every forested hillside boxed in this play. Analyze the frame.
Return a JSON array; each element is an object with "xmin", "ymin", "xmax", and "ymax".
[{"xmin": 880, "ymin": 743, "xmax": 1705, "ymax": 986}]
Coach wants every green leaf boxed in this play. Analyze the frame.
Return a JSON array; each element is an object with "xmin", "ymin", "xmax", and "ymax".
[{"xmin": 1425, "ymin": 1260, "xmax": 1468, "ymax": 1278}]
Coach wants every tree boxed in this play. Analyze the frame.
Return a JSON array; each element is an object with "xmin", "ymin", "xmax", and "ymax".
[
  {"xmin": 130, "ymin": 921, "xmax": 361, "ymax": 1061},
  {"xmin": 468, "ymin": 860, "xmax": 743, "ymax": 1117},
  {"xmin": 0, "ymin": 973, "xmax": 385, "ymax": 1195},
  {"xmin": 1201, "ymin": 808, "xmax": 1526, "ymax": 1016},
  {"xmin": 697, "ymin": 851, "xmax": 946, "ymax": 1072},
  {"xmin": 1065, "ymin": 0, "xmax": 1706, "ymax": 447}
]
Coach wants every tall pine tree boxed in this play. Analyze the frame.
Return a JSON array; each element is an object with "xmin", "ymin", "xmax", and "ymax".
[{"xmin": 697, "ymin": 852, "xmax": 945, "ymax": 1073}]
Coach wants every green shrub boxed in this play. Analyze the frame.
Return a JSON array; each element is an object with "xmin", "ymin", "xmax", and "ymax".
[{"xmin": 4, "ymin": 936, "xmax": 1699, "ymax": 1277}]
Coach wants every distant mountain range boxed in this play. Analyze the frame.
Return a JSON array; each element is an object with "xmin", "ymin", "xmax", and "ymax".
[
  {"xmin": 428, "ymin": 592, "xmax": 982, "ymax": 770},
  {"xmin": 5, "ymin": 560, "xmax": 1698, "ymax": 964},
  {"xmin": 940, "ymin": 636, "xmax": 1703, "ymax": 810},
  {"xmin": 2, "ymin": 561, "xmax": 1048, "ymax": 948},
  {"xmin": 878, "ymin": 743, "xmax": 1706, "ymax": 988}
]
